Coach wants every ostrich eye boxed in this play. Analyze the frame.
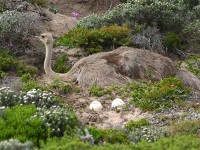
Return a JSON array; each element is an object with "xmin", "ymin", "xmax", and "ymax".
[{"xmin": 41, "ymin": 35, "xmax": 45, "ymax": 38}]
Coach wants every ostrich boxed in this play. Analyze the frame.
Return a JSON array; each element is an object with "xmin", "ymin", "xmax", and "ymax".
[{"xmin": 37, "ymin": 32, "xmax": 70, "ymax": 80}]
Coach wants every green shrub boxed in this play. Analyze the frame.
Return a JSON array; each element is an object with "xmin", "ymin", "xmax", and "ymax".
[
  {"xmin": 40, "ymin": 134, "xmax": 200, "ymax": 150},
  {"xmin": 0, "ymin": 87, "xmax": 21, "ymax": 108},
  {"xmin": 89, "ymin": 85, "xmax": 111, "ymax": 97},
  {"xmin": 164, "ymin": 32, "xmax": 181, "ymax": 52},
  {"xmin": 0, "ymin": 105, "xmax": 47, "ymax": 146},
  {"xmin": 56, "ymin": 25, "xmax": 131, "ymax": 54},
  {"xmin": 170, "ymin": 120, "xmax": 200, "ymax": 135},
  {"xmin": 53, "ymin": 54, "xmax": 70, "ymax": 73},
  {"xmin": 130, "ymin": 78, "xmax": 190, "ymax": 111},
  {"xmin": 78, "ymin": 0, "xmax": 191, "ymax": 33},
  {"xmin": 0, "ymin": 87, "xmax": 62, "ymax": 109},
  {"xmin": 20, "ymin": 73, "xmax": 32, "ymax": 83},
  {"xmin": 0, "ymin": 50, "xmax": 16, "ymax": 78},
  {"xmin": 88, "ymin": 127, "xmax": 130, "ymax": 144},
  {"xmin": 125, "ymin": 119, "xmax": 151, "ymax": 131},
  {"xmin": 40, "ymin": 137, "xmax": 90, "ymax": 150},
  {"xmin": 128, "ymin": 126, "xmax": 169, "ymax": 143},
  {"xmin": 0, "ymin": 50, "xmax": 38, "ymax": 78},
  {"xmin": 32, "ymin": 106, "xmax": 79, "ymax": 137},
  {"xmin": 0, "ymin": 139, "xmax": 33, "ymax": 150},
  {"xmin": 185, "ymin": 55, "xmax": 200, "ymax": 79},
  {"xmin": 48, "ymin": 78, "xmax": 72, "ymax": 94},
  {"xmin": 0, "ymin": 10, "xmax": 41, "ymax": 53},
  {"xmin": 21, "ymin": 80, "xmax": 44, "ymax": 92},
  {"xmin": 0, "ymin": 2, "xmax": 5, "ymax": 13}
]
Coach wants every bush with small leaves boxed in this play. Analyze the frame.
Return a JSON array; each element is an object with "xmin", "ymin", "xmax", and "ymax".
[
  {"xmin": 32, "ymin": 106, "xmax": 79, "ymax": 137},
  {"xmin": 56, "ymin": 25, "xmax": 131, "ymax": 54},
  {"xmin": 0, "ymin": 139, "xmax": 33, "ymax": 150},
  {"xmin": 0, "ymin": 87, "xmax": 21, "ymax": 108},
  {"xmin": 78, "ymin": 0, "xmax": 192, "ymax": 33},
  {"xmin": 125, "ymin": 119, "xmax": 151, "ymax": 131},
  {"xmin": 0, "ymin": 49, "xmax": 38, "ymax": 78},
  {"xmin": 88, "ymin": 127, "xmax": 130, "ymax": 144},
  {"xmin": 48, "ymin": 78, "xmax": 72, "ymax": 95},
  {"xmin": 21, "ymin": 88, "xmax": 63, "ymax": 108},
  {"xmin": 0, "ymin": 10, "xmax": 41, "ymax": 54},
  {"xmin": 130, "ymin": 78, "xmax": 190, "ymax": 111},
  {"xmin": 184, "ymin": 55, "xmax": 200, "ymax": 79},
  {"xmin": 128, "ymin": 126, "xmax": 169, "ymax": 143},
  {"xmin": 170, "ymin": 120, "xmax": 200, "ymax": 135},
  {"xmin": 89, "ymin": 85, "xmax": 111, "ymax": 97},
  {"xmin": 0, "ymin": 105, "xmax": 47, "ymax": 146},
  {"xmin": 131, "ymin": 27, "xmax": 164, "ymax": 51},
  {"xmin": 164, "ymin": 32, "xmax": 181, "ymax": 52},
  {"xmin": 53, "ymin": 53, "xmax": 71, "ymax": 73}
]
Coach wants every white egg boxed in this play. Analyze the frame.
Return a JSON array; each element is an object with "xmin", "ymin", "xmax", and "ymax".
[
  {"xmin": 111, "ymin": 98, "xmax": 125, "ymax": 109},
  {"xmin": 89, "ymin": 101, "xmax": 103, "ymax": 112}
]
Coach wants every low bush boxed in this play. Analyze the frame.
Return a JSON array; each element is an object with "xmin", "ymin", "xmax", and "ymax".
[
  {"xmin": 128, "ymin": 126, "xmax": 169, "ymax": 143},
  {"xmin": 32, "ymin": 106, "xmax": 79, "ymax": 137},
  {"xmin": 88, "ymin": 127, "xmax": 130, "ymax": 144},
  {"xmin": 164, "ymin": 32, "xmax": 181, "ymax": 52},
  {"xmin": 125, "ymin": 119, "xmax": 151, "ymax": 131},
  {"xmin": 185, "ymin": 55, "xmax": 200, "ymax": 79},
  {"xmin": 0, "ymin": 10, "xmax": 41, "ymax": 54},
  {"xmin": 0, "ymin": 105, "xmax": 47, "ymax": 146},
  {"xmin": 0, "ymin": 50, "xmax": 38, "ymax": 78},
  {"xmin": 89, "ymin": 85, "xmax": 111, "ymax": 97},
  {"xmin": 130, "ymin": 78, "xmax": 190, "ymax": 111},
  {"xmin": 0, "ymin": 139, "xmax": 33, "ymax": 150},
  {"xmin": 131, "ymin": 27, "xmax": 163, "ymax": 51},
  {"xmin": 56, "ymin": 25, "xmax": 131, "ymax": 54},
  {"xmin": 40, "ymin": 134, "xmax": 200, "ymax": 150},
  {"xmin": 170, "ymin": 120, "xmax": 200, "ymax": 135},
  {"xmin": 48, "ymin": 78, "xmax": 72, "ymax": 95},
  {"xmin": 53, "ymin": 53, "xmax": 70, "ymax": 73}
]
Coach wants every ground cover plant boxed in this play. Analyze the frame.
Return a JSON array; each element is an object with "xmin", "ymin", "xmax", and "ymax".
[
  {"xmin": 0, "ymin": 49, "xmax": 38, "ymax": 78},
  {"xmin": 89, "ymin": 77, "xmax": 190, "ymax": 111}
]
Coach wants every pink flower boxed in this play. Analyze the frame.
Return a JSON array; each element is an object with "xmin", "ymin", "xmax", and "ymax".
[{"xmin": 71, "ymin": 12, "xmax": 80, "ymax": 18}]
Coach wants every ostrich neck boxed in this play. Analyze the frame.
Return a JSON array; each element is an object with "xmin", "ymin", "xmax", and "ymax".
[{"xmin": 44, "ymin": 43, "xmax": 57, "ymax": 77}]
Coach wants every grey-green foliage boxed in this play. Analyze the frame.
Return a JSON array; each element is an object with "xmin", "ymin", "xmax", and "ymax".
[
  {"xmin": 78, "ymin": 0, "xmax": 194, "ymax": 33},
  {"xmin": 0, "ymin": 139, "xmax": 33, "ymax": 150},
  {"xmin": 0, "ymin": 10, "xmax": 40, "ymax": 51},
  {"xmin": 131, "ymin": 27, "xmax": 163, "ymax": 51},
  {"xmin": 129, "ymin": 126, "xmax": 169, "ymax": 143},
  {"xmin": 32, "ymin": 106, "xmax": 78, "ymax": 137}
]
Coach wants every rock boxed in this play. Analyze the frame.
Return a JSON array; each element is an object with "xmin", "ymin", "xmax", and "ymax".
[{"xmin": 89, "ymin": 101, "xmax": 103, "ymax": 112}]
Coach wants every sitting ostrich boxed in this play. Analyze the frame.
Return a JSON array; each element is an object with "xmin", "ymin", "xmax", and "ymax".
[
  {"xmin": 37, "ymin": 32, "xmax": 70, "ymax": 80},
  {"xmin": 37, "ymin": 33, "xmax": 200, "ymax": 90}
]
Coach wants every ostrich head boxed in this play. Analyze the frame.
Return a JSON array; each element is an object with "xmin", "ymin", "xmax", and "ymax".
[{"xmin": 37, "ymin": 32, "xmax": 53, "ymax": 46}]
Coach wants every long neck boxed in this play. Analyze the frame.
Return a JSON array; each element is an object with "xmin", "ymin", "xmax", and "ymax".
[{"xmin": 44, "ymin": 43, "xmax": 57, "ymax": 77}]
